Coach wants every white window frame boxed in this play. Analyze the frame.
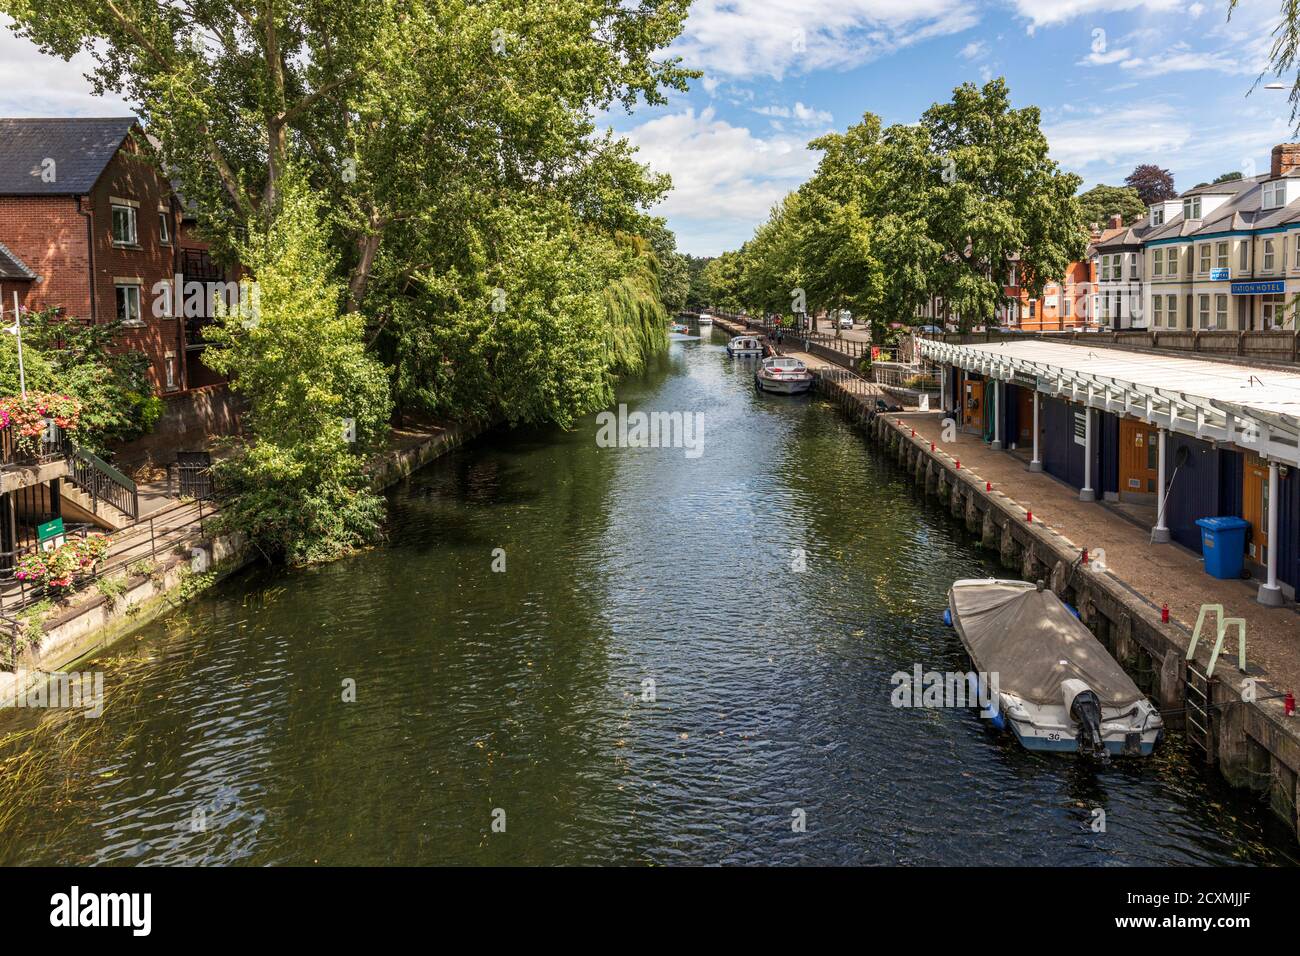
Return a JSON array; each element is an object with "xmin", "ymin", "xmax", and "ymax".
[
  {"xmin": 158, "ymin": 210, "xmax": 171, "ymax": 244},
  {"xmin": 1216, "ymin": 293, "xmax": 1228, "ymax": 329},
  {"xmin": 1265, "ymin": 238, "xmax": 1276, "ymax": 273},
  {"xmin": 111, "ymin": 204, "xmax": 137, "ymax": 245},
  {"xmin": 1153, "ymin": 296, "xmax": 1163, "ymax": 326},
  {"xmin": 1152, "ymin": 248, "xmax": 1163, "ymax": 277},
  {"xmin": 1216, "ymin": 241, "xmax": 1229, "ymax": 270},
  {"xmin": 1150, "ymin": 206, "xmax": 1165, "ymax": 227},
  {"xmin": 1184, "ymin": 196, "xmax": 1202, "ymax": 220},
  {"xmin": 1198, "ymin": 293, "xmax": 1210, "ymax": 328},
  {"xmin": 1167, "ymin": 294, "xmax": 1178, "ymax": 328},
  {"xmin": 115, "ymin": 282, "xmax": 143, "ymax": 325},
  {"xmin": 1263, "ymin": 180, "xmax": 1286, "ymax": 210},
  {"xmin": 1198, "ymin": 244, "xmax": 1211, "ymax": 275}
]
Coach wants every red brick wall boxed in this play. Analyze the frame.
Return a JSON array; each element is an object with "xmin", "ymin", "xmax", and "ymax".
[
  {"xmin": 90, "ymin": 138, "xmax": 183, "ymax": 394},
  {"xmin": 0, "ymin": 194, "xmax": 94, "ymax": 318}
]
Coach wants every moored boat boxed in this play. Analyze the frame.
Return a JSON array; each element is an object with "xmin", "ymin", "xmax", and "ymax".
[
  {"xmin": 670, "ymin": 321, "xmax": 690, "ymax": 334},
  {"xmin": 946, "ymin": 578, "xmax": 1164, "ymax": 757},
  {"xmin": 697, "ymin": 313, "xmax": 713, "ymax": 325},
  {"xmin": 755, "ymin": 356, "xmax": 814, "ymax": 394},
  {"xmin": 726, "ymin": 335, "xmax": 763, "ymax": 357}
]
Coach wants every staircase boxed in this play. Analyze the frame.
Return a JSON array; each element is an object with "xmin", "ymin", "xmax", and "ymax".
[{"xmin": 62, "ymin": 446, "xmax": 139, "ymax": 530}]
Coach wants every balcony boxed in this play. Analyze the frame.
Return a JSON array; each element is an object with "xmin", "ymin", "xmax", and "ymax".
[{"xmin": 180, "ymin": 249, "xmax": 226, "ymax": 350}]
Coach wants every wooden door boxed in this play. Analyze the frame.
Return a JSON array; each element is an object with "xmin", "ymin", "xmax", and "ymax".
[
  {"xmin": 963, "ymin": 379, "xmax": 983, "ymax": 429},
  {"xmin": 1119, "ymin": 419, "xmax": 1159, "ymax": 497},
  {"xmin": 1243, "ymin": 454, "xmax": 1268, "ymax": 565},
  {"xmin": 1016, "ymin": 387, "xmax": 1033, "ymax": 446}
]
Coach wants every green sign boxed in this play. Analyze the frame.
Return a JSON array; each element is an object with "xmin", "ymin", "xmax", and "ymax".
[{"xmin": 36, "ymin": 518, "xmax": 64, "ymax": 542}]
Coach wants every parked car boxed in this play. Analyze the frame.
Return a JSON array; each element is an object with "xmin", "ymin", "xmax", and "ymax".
[{"xmin": 837, "ymin": 311, "xmax": 854, "ymax": 329}]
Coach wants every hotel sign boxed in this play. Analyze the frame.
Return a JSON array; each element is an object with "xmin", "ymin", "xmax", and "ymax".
[
  {"xmin": 1210, "ymin": 267, "xmax": 1231, "ymax": 281},
  {"xmin": 1230, "ymin": 280, "xmax": 1285, "ymax": 295}
]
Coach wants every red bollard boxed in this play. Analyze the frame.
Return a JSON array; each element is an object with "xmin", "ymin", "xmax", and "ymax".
[
  {"xmin": 1161, "ymin": 603, "xmax": 1170, "ymax": 624},
  {"xmin": 955, "ymin": 459, "xmax": 961, "ymax": 470},
  {"xmin": 1081, "ymin": 547, "xmax": 1089, "ymax": 564},
  {"xmin": 911, "ymin": 428, "xmax": 916, "ymax": 438},
  {"xmin": 985, "ymin": 481, "xmax": 992, "ymax": 492},
  {"xmin": 930, "ymin": 442, "xmax": 936, "ymax": 452},
  {"xmin": 1287, "ymin": 692, "xmax": 1296, "ymax": 717}
]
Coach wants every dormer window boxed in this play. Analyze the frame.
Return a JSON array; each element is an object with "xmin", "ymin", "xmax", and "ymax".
[
  {"xmin": 1263, "ymin": 179, "xmax": 1287, "ymax": 210},
  {"xmin": 1150, "ymin": 206, "xmax": 1165, "ymax": 227},
  {"xmin": 1183, "ymin": 196, "xmax": 1202, "ymax": 220}
]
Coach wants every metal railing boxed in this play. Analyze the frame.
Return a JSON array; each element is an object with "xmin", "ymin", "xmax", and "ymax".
[
  {"xmin": 0, "ymin": 421, "xmax": 68, "ymax": 469},
  {"xmin": 67, "ymin": 445, "xmax": 140, "ymax": 522}
]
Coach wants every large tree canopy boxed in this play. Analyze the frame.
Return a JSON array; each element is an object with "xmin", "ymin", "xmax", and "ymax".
[
  {"xmin": 712, "ymin": 78, "xmax": 1087, "ymax": 333},
  {"xmin": 1077, "ymin": 184, "xmax": 1147, "ymax": 229}
]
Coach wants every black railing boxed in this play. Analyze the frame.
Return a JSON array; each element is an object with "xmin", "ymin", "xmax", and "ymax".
[
  {"xmin": 174, "ymin": 451, "xmax": 213, "ymax": 500},
  {"xmin": 0, "ymin": 421, "xmax": 68, "ymax": 469},
  {"xmin": 67, "ymin": 446, "xmax": 139, "ymax": 522}
]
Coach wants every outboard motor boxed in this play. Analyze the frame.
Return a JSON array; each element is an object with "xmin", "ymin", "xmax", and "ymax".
[{"xmin": 1062, "ymin": 678, "xmax": 1107, "ymax": 758}]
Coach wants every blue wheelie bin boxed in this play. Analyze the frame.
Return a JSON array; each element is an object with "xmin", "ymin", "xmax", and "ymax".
[{"xmin": 1194, "ymin": 516, "xmax": 1251, "ymax": 579}]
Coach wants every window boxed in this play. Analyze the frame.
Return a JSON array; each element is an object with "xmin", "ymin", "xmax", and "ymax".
[
  {"xmin": 1198, "ymin": 293, "xmax": 1210, "ymax": 328},
  {"xmin": 1184, "ymin": 196, "xmax": 1202, "ymax": 220},
  {"xmin": 1295, "ymin": 233, "xmax": 1300, "ymax": 269},
  {"xmin": 1167, "ymin": 294, "xmax": 1178, "ymax": 328},
  {"xmin": 1063, "ymin": 295, "xmax": 1072, "ymax": 318},
  {"xmin": 1216, "ymin": 293, "xmax": 1228, "ymax": 329},
  {"xmin": 1153, "ymin": 296, "xmax": 1163, "ymax": 326},
  {"xmin": 164, "ymin": 352, "xmax": 177, "ymax": 391},
  {"xmin": 1129, "ymin": 254, "xmax": 1139, "ymax": 280},
  {"xmin": 1151, "ymin": 206, "xmax": 1165, "ymax": 227},
  {"xmin": 115, "ymin": 283, "xmax": 142, "ymax": 325},
  {"xmin": 1265, "ymin": 238, "xmax": 1276, "ymax": 272},
  {"xmin": 1167, "ymin": 248, "xmax": 1179, "ymax": 277},
  {"xmin": 1262, "ymin": 293, "xmax": 1287, "ymax": 329},
  {"xmin": 1240, "ymin": 240, "xmax": 1249, "ymax": 271},
  {"xmin": 158, "ymin": 211, "xmax": 170, "ymax": 244},
  {"xmin": 1216, "ymin": 242, "xmax": 1229, "ymax": 270},
  {"xmin": 1153, "ymin": 248, "xmax": 1163, "ymax": 276},
  {"xmin": 1263, "ymin": 179, "xmax": 1287, "ymax": 210},
  {"xmin": 1198, "ymin": 244, "xmax": 1211, "ymax": 274},
  {"xmin": 111, "ymin": 204, "xmax": 137, "ymax": 245}
]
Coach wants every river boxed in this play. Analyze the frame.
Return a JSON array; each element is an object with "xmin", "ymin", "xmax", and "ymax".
[{"xmin": 0, "ymin": 324, "xmax": 1293, "ymax": 865}]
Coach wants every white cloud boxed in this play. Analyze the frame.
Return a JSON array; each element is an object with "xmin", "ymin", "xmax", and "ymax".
[
  {"xmin": 1043, "ymin": 105, "xmax": 1192, "ymax": 170},
  {"xmin": 0, "ymin": 20, "xmax": 132, "ymax": 116},
  {"xmin": 624, "ymin": 107, "xmax": 821, "ymax": 254},
  {"xmin": 1078, "ymin": 47, "xmax": 1132, "ymax": 65},
  {"xmin": 1011, "ymin": 0, "xmax": 1182, "ymax": 29},
  {"xmin": 673, "ymin": 0, "xmax": 979, "ymax": 80},
  {"xmin": 959, "ymin": 40, "xmax": 989, "ymax": 59}
]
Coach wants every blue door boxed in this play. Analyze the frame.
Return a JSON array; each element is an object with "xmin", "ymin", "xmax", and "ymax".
[{"xmin": 1165, "ymin": 435, "xmax": 1221, "ymax": 553}]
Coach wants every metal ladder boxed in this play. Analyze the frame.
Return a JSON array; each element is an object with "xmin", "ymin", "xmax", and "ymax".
[{"xmin": 1185, "ymin": 661, "xmax": 1216, "ymax": 764}]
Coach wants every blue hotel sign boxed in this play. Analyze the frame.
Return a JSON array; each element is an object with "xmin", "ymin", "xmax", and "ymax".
[
  {"xmin": 1210, "ymin": 267, "xmax": 1231, "ymax": 281},
  {"xmin": 1230, "ymin": 280, "xmax": 1286, "ymax": 295}
]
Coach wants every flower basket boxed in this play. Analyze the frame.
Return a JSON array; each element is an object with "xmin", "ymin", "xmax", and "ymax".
[
  {"xmin": 0, "ymin": 392, "xmax": 82, "ymax": 458},
  {"xmin": 14, "ymin": 534, "xmax": 111, "ymax": 592}
]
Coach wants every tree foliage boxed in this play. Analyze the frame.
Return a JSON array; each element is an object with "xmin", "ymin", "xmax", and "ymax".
[
  {"xmin": 708, "ymin": 78, "xmax": 1086, "ymax": 333},
  {"xmin": 1124, "ymin": 164, "xmax": 1178, "ymax": 205},
  {"xmin": 1076, "ymin": 184, "xmax": 1146, "ymax": 228}
]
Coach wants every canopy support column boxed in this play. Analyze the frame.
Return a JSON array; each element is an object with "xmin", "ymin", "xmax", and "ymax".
[
  {"xmin": 1029, "ymin": 391, "xmax": 1042, "ymax": 472},
  {"xmin": 1080, "ymin": 406, "xmax": 1095, "ymax": 502},
  {"xmin": 1259, "ymin": 461, "xmax": 1284, "ymax": 606},
  {"xmin": 1152, "ymin": 427, "xmax": 1171, "ymax": 543},
  {"xmin": 990, "ymin": 380, "xmax": 1002, "ymax": 450}
]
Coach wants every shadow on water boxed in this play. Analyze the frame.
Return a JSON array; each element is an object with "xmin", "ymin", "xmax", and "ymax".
[{"xmin": 0, "ymin": 325, "xmax": 1294, "ymax": 865}]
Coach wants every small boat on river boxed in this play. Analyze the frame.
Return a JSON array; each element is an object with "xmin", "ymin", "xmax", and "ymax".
[
  {"xmin": 945, "ymin": 578, "xmax": 1164, "ymax": 757},
  {"xmin": 755, "ymin": 356, "xmax": 814, "ymax": 394},
  {"xmin": 670, "ymin": 321, "xmax": 690, "ymax": 334},
  {"xmin": 726, "ymin": 335, "xmax": 763, "ymax": 357},
  {"xmin": 697, "ymin": 313, "xmax": 713, "ymax": 325}
]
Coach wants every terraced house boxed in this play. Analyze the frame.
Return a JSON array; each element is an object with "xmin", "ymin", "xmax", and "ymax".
[{"xmin": 1142, "ymin": 145, "xmax": 1300, "ymax": 332}]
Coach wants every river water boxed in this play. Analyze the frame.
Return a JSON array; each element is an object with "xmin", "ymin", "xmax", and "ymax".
[{"xmin": 0, "ymin": 325, "xmax": 1293, "ymax": 865}]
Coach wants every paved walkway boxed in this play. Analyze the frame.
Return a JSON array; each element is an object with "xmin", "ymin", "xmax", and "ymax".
[{"xmin": 861, "ymin": 396, "xmax": 1300, "ymax": 695}]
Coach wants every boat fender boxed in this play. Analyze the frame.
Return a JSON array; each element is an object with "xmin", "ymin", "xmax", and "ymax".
[
  {"xmin": 942, "ymin": 607, "xmax": 952, "ymax": 627},
  {"xmin": 975, "ymin": 674, "xmax": 1005, "ymax": 729}
]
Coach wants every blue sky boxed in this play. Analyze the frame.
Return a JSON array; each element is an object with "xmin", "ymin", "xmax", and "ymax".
[{"xmin": 0, "ymin": 1, "xmax": 1292, "ymax": 256}]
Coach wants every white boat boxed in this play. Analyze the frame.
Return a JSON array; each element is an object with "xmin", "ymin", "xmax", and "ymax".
[
  {"xmin": 946, "ymin": 578, "xmax": 1164, "ymax": 757},
  {"xmin": 726, "ymin": 335, "xmax": 763, "ymax": 357},
  {"xmin": 697, "ymin": 313, "xmax": 713, "ymax": 325},
  {"xmin": 755, "ymin": 356, "xmax": 814, "ymax": 394}
]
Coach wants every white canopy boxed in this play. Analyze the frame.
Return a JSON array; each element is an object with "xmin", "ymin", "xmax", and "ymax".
[{"xmin": 920, "ymin": 338, "xmax": 1300, "ymax": 466}]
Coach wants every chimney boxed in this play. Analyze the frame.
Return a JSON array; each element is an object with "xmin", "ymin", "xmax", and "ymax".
[
  {"xmin": 1271, "ymin": 143, "xmax": 1300, "ymax": 177},
  {"xmin": 1108, "ymin": 213, "xmax": 1123, "ymax": 230}
]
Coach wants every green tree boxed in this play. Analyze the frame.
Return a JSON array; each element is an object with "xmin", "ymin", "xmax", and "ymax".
[
  {"xmin": 204, "ymin": 174, "xmax": 392, "ymax": 565},
  {"xmin": 1076, "ymin": 184, "xmax": 1146, "ymax": 228}
]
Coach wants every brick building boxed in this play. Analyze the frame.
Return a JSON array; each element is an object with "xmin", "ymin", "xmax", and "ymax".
[{"xmin": 0, "ymin": 117, "xmax": 227, "ymax": 394}]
